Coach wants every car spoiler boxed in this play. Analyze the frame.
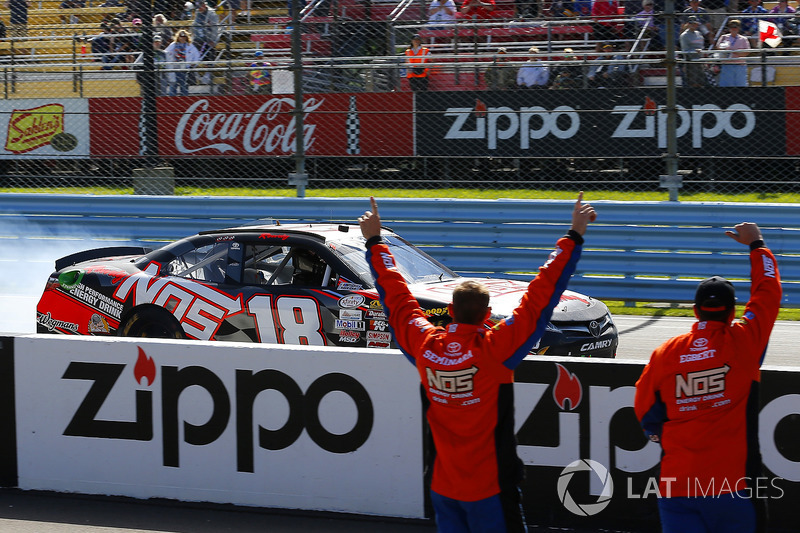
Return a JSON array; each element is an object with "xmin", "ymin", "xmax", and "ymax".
[{"xmin": 55, "ymin": 246, "xmax": 153, "ymax": 271}]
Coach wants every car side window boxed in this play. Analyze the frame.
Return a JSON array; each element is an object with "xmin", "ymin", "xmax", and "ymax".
[
  {"xmin": 165, "ymin": 242, "xmax": 228, "ymax": 284},
  {"xmin": 243, "ymin": 244, "xmax": 293, "ymax": 286}
]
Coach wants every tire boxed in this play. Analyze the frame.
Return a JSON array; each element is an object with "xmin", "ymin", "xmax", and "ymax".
[{"xmin": 119, "ymin": 307, "xmax": 186, "ymax": 339}]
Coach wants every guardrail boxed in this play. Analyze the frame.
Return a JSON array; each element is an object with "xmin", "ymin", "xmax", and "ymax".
[{"xmin": 2, "ymin": 194, "xmax": 798, "ymax": 306}]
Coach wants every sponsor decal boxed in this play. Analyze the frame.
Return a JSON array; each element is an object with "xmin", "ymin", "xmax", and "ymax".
[
  {"xmin": 339, "ymin": 309, "xmax": 363, "ymax": 320},
  {"xmin": 88, "ymin": 313, "xmax": 110, "ymax": 334},
  {"xmin": 692, "ymin": 338, "xmax": 709, "ymax": 349},
  {"xmin": 553, "ymin": 363, "xmax": 582, "ymax": 410},
  {"xmin": 83, "ymin": 265, "xmax": 129, "ymax": 285},
  {"xmin": 337, "ymin": 281, "xmax": 364, "ymax": 291},
  {"xmin": 367, "ymin": 310, "xmax": 386, "ymax": 319},
  {"xmin": 68, "ymin": 283, "xmax": 124, "ymax": 320},
  {"xmin": 367, "ymin": 331, "xmax": 391, "ymax": 343},
  {"xmin": 369, "ymin": 320, "xmax": 388, "ymax": 331},
  {"xmin": 580, "ymin": 339, "xmax": 613, "ymax": 352},
  {"xmin": 368, "ymin": 299, "xmax": 383, "ymax": 310},
  {"xmin": 36, "ymin": 311, "xmax": 79, "ymax": 333},
  {"xmin": 258, "ymin": 233, "xmax": 289, "ymax": 241},
  {"xmin": 423, "ymin": 307, "xmax": 448, "ymax": 317},
  {"xmin": 61, "ymin": 347, "xmax": 374, "ymax": 471},
  {"xmin": 367, "ymin": 340, "xmax": 390, "ymax": 349},
  {"xmin": 339, "ymin": 330, "xmax": 361, "ymax": 343},
  {"xmin": 6, "ymin": 104, "xmax": 67, "ymax": 154},
  {"xmin": 335, "ymin": 319, "xmax": 365, "ymax": 331},
  {"xmin": 338, "ymin": 294, "xmax": 365, "ymax": 308},
  {"xmin": 675, "ymin": 364, "xmax": 730, "ymax": 399}
]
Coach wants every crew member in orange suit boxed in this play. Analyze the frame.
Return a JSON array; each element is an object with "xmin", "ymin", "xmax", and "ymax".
[
  {"xmin": 359, "ymin": 193, "xmax": 597, "ymax": 532},
  {"xmin": 405, "ymin": 34, "xmax": 430, "ymax": 92},
  {"xmin": 635, "ymin": 222, "xmax": 782, "ymax": 533}
]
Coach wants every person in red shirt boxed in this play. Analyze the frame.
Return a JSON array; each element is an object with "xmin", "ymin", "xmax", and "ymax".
[
  {"xmin": 359, "ymin": 194, "xmax": 596, "ymax": 533},
  {"xmin": 634, "ymin": 222, "xmax": 781, "ymax": 533},
  {"xmin": 461, "ymin": 0, "xmax": 496, "ymax": 19},
  {"xmin": 591, "ymin": 0, "xmax": 620, "ymax": 40}
]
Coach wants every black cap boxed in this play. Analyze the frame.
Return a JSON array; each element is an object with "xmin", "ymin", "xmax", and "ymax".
[
  {"xmin": 411, "ymin": 34, "xmax": 421, "ymax": 41},
  {"xmin": 695, "ymin": 276, "xmax": 735, "ymax": 310}
]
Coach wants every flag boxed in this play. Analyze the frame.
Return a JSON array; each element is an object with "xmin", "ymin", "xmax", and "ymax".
[{"xmin": 759, "ymin": 20, "xmax": 782, "ymax": 48}]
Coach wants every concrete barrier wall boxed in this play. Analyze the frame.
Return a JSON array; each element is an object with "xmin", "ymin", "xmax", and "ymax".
[{"xmin": 2, "ymin": 335, "xmax": 799, "ymax": 530}]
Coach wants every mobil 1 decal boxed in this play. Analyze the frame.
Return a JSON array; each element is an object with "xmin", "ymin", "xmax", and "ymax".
[{"xmin": 415, "ymin": 87, "xmax": 785, "ymax": 158}]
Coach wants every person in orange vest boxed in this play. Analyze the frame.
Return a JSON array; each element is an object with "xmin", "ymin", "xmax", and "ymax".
[{"xmin": 405, "ymin": 34, "xmax": 430, "ymax": 91}]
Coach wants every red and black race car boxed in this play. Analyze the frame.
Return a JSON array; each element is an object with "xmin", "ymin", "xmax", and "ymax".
[{"xmin": 36, "ymin": 223, "xmax": 618, "ymax": 357}]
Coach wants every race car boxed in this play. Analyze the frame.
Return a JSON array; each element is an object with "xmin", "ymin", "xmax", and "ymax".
[{"xmin": 36, "ymin": 223, "xmax": 618, "ymax": 357}]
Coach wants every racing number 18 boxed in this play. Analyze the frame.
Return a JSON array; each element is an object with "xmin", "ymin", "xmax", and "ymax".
[{"xmin": 246, "ymin": 295, "xmax": 327, "ymax": 345}]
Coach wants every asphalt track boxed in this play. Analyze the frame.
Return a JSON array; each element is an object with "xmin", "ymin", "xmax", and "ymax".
[{"xmin": 0, "ymin": 489, "xmax": 611, "ymax": 533}]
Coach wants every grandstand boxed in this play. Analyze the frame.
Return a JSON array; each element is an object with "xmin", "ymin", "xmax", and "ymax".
[{"xmin": 0, "ymin": 0, "xmax": 799, "ymax": 97}]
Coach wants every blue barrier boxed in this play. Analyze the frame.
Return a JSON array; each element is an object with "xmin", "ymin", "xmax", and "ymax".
[{"xmin": 2, "ymin": 194, "xmax": 798, "ymax": 306}]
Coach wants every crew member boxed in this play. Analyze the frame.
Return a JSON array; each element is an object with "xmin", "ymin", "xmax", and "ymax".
[
  {"xmin": 635, "ymin": 222, "xmax": 782, "ymax": 533},
  {"xmin": 405, "ymin": 34, "xmax": 430, "ymax": 92},
  {"xmin": 359, "ymin": 193, "xmax": 597, "ymax": 532}
]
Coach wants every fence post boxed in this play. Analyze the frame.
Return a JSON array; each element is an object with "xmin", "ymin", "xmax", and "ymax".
[
  {"xmin": 289, "ymin": 0, "xmax": 308, "ymax": 197},
  {"xmin": 662, "ymin": 0, "xmax": 681, "ymax": 201}
]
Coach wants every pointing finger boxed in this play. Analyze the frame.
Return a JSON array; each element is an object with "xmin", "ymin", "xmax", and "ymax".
[{"xmin": 370, "ymin": 196, "xmax": 379, "ymax": 216}]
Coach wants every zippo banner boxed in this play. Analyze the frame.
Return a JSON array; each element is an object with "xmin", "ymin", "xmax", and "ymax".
[
  {"xmin": 416, "ymin": 87, "xmax": 787, "ymax": 158},
  {"xmin": 514, "ymin": 358, "xmax": 800, "ymax": 531},
  {"xmin": 12, "ymin": 335, "xmax": 425, "ymax": 518}
]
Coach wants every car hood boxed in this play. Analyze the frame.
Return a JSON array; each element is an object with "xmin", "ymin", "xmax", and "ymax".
[{"xmin": 406, "ymin": 277, "xmax": 609, "ymax": 322}]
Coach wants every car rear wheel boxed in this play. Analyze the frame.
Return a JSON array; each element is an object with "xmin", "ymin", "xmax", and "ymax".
[{"xmin": 119, "ymin": 307, "xmax": 185, "ymax": 339}]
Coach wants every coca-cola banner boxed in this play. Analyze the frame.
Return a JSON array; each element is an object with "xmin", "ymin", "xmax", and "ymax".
[
  {"xmin": 89, "ymin": 94, "xmax": 414, "ymax": 158},
  {"xmin": 415, "ymin": 88, "xmax": 786, "ymax": 158},
  {"xmin": 0, "ymin": 99, "xmax": 90, "ymax": 159}
]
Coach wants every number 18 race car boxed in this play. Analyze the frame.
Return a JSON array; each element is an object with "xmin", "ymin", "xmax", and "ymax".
[{"xmin": 36, "ymin": 223, "xmax": 618, "ymax": 357}]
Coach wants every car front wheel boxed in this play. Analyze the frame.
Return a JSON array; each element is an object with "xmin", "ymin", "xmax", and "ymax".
[{"xmin": 119, "ymin": 307, "xmax": 186, "ymax": 339}]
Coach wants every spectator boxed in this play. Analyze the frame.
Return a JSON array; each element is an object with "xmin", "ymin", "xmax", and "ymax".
[
  {"xmin": 635, "ymin": 0, "xmax": 663, "ymax": 48},
  {"xmin": 680, "ymin": 16, "xmax": 706, "ymax": 87},
  {"xmin": 588, "ymin": 43, "xmax": 629, "ymax": 88},
  {"xmin": 516, "ymin": 45, "xmax": 549, "ymax": 88},
  {"xmin": 635, "ymin": 222, "xmax": 781, "ymax": 533},
  {"xmin": 405, "ymin": 33, "xmax": 430, "ymax": 91},
  {"xmin": 548, "ymin": 0, "xmax": 576, "ymax": 17},
  {"xmin": 359, "ymin": 194, "xmax": 596, "ymax": 533},
  {"xmin": 153, "ymin": 13, "xmax": 174, "ymax": 43},
  {"xmin": 192, "ymin": 0, "xmax": 220, "ymax": 60},
  {"xmin": 770, "ymin": 0, "xmax": 795, "ymax": 33},
  {"xmin": 92, "ymin": 22, "xmax": 115, "ymax": 69},
  {"xmin": 461, "ymin": 0, "xmax": 496, "ymax": 20},
  {"xmin": 591, "ymin": 0, "xmax": 620, "ymax": 42},
  {"xmin": 60, "ymin": 0, "xmax": 85, "ymax": 24},
  {"xmin": 7, "ymin": 0, "xmax": 28, "ymax": 39},
  {"xmin": 573, "ymin": 0, "xmax": 591, "ymax": 17},
  {"xmin": 682, "ymin": 0, "xmax": 713, "ymax": 44},
  {"xmin": 485, "ymin": 47, "xmax": 515, "ymax": 90},
  {"xmin": 701, "ymin": 0, "xmax": 727, "ymax": 34},
  {"xmin": 741, "ymin": 0, "xmax": 768, "ymax": 41},
  {"xmin": 164, "ymin": 29, "xmax": 201, "ymax": 95},
  {"xmin": 0, "ymin": 18, "xmax": 6, "ymax": 39},
  {"xmin": 153, "ymin": 34, "xmax": 168, "ymax": 95},
  {"xmin": 248, "ymin": 49, "xmax": 271, "ymax": 93},
  {"xmin": 550, "ymin": 47, "xmax": 583, "ymax": 89},
  {"xmin": 715, "ymin": 19, "xmax": 749, "ymax": 87},
  {"xmin": 428, "ymin": 0, "xmax": 457, "ymax": 25}
]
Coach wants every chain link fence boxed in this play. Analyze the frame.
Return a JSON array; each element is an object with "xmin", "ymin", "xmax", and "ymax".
[{"xmin": 0, "ymin": 0, "xmax": 798, "ymax": 197}]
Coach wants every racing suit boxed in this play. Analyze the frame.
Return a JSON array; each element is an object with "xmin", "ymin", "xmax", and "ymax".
[
  {"xmin": 634, "ymin": 243, "xmax": 781, "ymax": 531},
  {"xmin": 366, "ymin": 231, "xmax": 583, "ymax": 531}
]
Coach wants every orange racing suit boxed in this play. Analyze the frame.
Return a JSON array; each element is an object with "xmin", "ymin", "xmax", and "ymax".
[
  {"xmin": 366, "ymin": 231, "xmax": 582, "ymax": 502},
  {"xmin": 634, "ymin": 245, "xmax": 781, "ymax": 498}
]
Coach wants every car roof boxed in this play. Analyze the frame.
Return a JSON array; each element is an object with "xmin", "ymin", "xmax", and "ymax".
[{"xmin": 199, "ymin": 223, "xmax": 365, "ymax": 243}]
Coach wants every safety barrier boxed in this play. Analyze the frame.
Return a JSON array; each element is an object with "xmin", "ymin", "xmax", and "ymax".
[{"xmin": 1, "ymin": 194, "xmax": 798, "ymax": 306}]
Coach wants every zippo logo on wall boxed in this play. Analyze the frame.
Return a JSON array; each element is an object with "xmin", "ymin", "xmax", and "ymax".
[{"xmin": 61, "ymin": 346, "xmax": 375, "ymax": 472}]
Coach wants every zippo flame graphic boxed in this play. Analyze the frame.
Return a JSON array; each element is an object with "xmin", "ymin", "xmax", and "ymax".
[
  {"xmin": 133, "ymin": 347, "xmax": 156, "ymax": 387},
  {"xmin": 553, "ymin": 363, "xmax": 582, "ymax": 410},
  {"xmin": 474, "ymin": 99, "xmax": 487, "ymax": 118},
  {"xmin": 643, "ymin": 96, "xmax": 658, "ymax": 117}
]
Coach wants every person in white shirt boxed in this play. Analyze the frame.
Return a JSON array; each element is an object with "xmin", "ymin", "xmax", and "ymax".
[
  {"xmin": 516, "ymin": 46, "xmax": 549, "ymax": 88},
  {"xmin": 428, "ymin": 0, "xmax": 457, "ymax": 24}
]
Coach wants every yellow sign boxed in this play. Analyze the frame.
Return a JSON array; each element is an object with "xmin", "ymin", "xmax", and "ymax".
[{"xmin": 5, "ymin": 104, "xmax": 65, "ymax": 154}]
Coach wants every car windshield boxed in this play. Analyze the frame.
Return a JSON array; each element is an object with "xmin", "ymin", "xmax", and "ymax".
[{"xmin": 331, "ymin": 234, "xmax": 458, "ymax": 286}]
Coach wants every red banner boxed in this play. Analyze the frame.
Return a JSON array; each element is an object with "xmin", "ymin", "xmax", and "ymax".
[
  {"xmin": 784, "ymin": 87, "xmax": 800, "ymax": 156},
  {"xmin": 89, "ymin": 93, "xmax": 414, "ymax": 158}
]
